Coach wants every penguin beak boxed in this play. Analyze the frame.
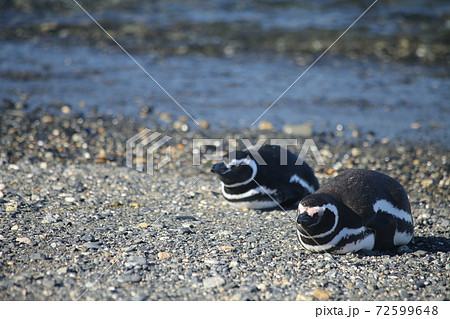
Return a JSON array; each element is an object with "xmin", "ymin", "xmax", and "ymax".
[
  {"xmin": 211, "ymin": 162, "xmax": 229, "ymax": 175},
  {"xmin": 296, "ymin": 212, "xmax": 317, "ymax": 227}
]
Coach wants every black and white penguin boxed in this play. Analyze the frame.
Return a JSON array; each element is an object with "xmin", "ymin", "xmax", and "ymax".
[
  {"xmin": 210, "ymin": 144, "xmax": 319, "ymax": 209},
  {"xmin": 296, "ymin": 169, "xmax": 414, "ymax": 254}
]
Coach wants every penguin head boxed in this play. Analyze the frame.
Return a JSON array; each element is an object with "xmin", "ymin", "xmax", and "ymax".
[
  {"xmin": 210, "ymin": 150, "xmax": 258, "ymax": 187},
  {"xmin": 296, "ymin": 194, "xmax": 339, "ymax": 237}
]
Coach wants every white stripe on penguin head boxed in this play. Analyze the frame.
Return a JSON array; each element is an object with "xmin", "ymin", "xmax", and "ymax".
[
  {"xmin": 289, "ymin": 174, "xmax": 316, "ymax": 194},
  {"xmin": 222, "ymin": 158, "xmax": 258, "ymax": 188}
]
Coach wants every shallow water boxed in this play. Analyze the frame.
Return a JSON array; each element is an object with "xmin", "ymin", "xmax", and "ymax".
[{"xmin": 1, "ymin": 0, "xmax": 449, "ymax": 145}]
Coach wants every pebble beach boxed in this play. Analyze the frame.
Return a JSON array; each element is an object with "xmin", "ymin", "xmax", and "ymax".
[
  {"xmin": 0, "ymin": 104, "xmax": 448, "ymax": 301},
  {"xmin": 1, "ymin": 0, "xmax": 449, "ymax": 303}
]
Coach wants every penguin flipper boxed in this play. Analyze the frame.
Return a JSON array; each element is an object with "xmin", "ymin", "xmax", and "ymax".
[
  {"xmin": 367, "ymin": 212, "xmax": 397, "ymax": 250},
  {"xmin": 279, "ymin": 184, "xmax": 309, "ymax": 209}
]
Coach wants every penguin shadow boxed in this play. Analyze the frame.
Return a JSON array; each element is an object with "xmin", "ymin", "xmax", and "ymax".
[
  {"xmin": 357, "ymin": 236, "xmax": 450, "ymax": 257},
  {"xmin": 408, "ymin": 236, "xmax": 450, "ymax": 253},
  {"xmin": 249, "ymin": 203, "xmax": 300, "ymax": 221},
  {"xmin": 255, "ymin": 202, "xmax": 299, "ymax": 213},
  {"xmin": 210, "ymin": 190, "xmax": 300, "ymax": 214}
]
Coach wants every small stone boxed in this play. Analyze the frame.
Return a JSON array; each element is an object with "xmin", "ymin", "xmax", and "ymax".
[
  {"xmin": 57, "ymin": 267, "xmax": 68, "ymax": 274},
  {"xmin": 257, "ymin": 283, "xmax": 266, "ymax": 292},
  {"xmin": 158, "ymin": 112, "xmax": 172, "ymax": 122},
  {"xmin": 61, "ymin": 105, "xmax": 71, "ymax": 114},
  {"xmin": 281, "ymin": 278, "xmax": 290, "ymax": 286},
  {"xmin": 296, "ymin": 293, "xmax": 314, "ymax": 301},
  {"xmin": 283, "ymin": 122, "xmax": 313, "ymax": 137},
  {"xmin": 126, "ymin": 256, "xmax": 148, "ymax": 267},
  {"xmin": 230, "ymin": 293, "xmax": 242, "ymax": 301},
  {"xmin": 138, "ymin": 222, "xmax": 148, "ymax": 228},
  {"xmin": 410, "ymin": 122, "xmax": 421, "ymax": 129},
  {"xmin": 64, "ymin": 196, "xmax": 76, "ymax": 203},
  {"xmin": 366, "ymin": 284, "xmax": 376, "ymax": 291},
  {"xmin": 247, "ymin": 236, "xmax": 257, "ymax": 243},
  {"xmin": 224, "ymin": 282, "xmax": 238, "ymax": 290},
  {"xmin": 415, "ymin": 281, "xmax": 426, "ymax": 288},
  {"xmin": 220, "ymin": 246, "xmax": 236, "ymax": 251},
  {"xmin": 31, "ymin": 253, "xmax": 46, "ymax": 260},
  {"xmin": 351, "ymin": 147, "xmax": 362, "ymax": 157},
  {"xmin": 157, "ymin": 252, "xmax": 171, "ymax": 259},
  {"xmin": 251, "ymin": 248, "xmax": 261, "ymax": 255},
  {"xmin": 199, "ymin": 120, "xmax": 209, "ymax": 129},
  {"xmin": 117, "ymin": 274, "xmax": 141, "ymax": 283},
  {"xmin": 83, "ymin": 242, "xmax": 101, "ymax": 250},
  {"xmin": 421, "ymin": 179, "xmax": 433, "ymax": 188},
  {"xmin": 240, "ymin": 285, "xmax": 258, "ymax": 293},
  {"xmin": 43, "ymin": 213, "xmax": 57, "ymax": 223},
  {"xmin": 6, "ymin": 205, "xmax": 17, "ymax": 212},
  {"xmin": 179, "ymin": 227, "xmax": 192, "ymax": 234},
  {"xmin": 9, "ymin": 164, "xmax": 19, "ymax": 171},
  {"xmin": 42, "ymin": 115, "xmax": 53, "ymax": 123},
  {"xmin": 203, "ymin": 276, "xmax": 225, "ymax": 289},
  {"xmin": 174, "ymin": 215, "xmax": 198, "ymax": 221},
  {"xmin": 96, "ymin": 150, "xmax": 108, "ymax": 163},
  {"xmin": 81, "ymin": 234, "xmax": 95, "ymax": 242},
  {"xmin": 11, "ymin": 225, "xmax": 19, "ymax": 231},
  {"xmin": 399, "ymin": 289, "xmax": 408, "ymax": 299},
  {"xmin": 131, "ymin": 294, "xmax": 149, "ymax": 301},
  {"xmin": 13, "ymin": 275, "xmax": 26, "ymax": 282},
  {"xmin": 413, "ymin": 250, "xmax": 427, "ymax": 257},
  {"xmin": 42, "ymin": 278, "xmax": 55, "ymax": 288},
  {"xmin": 258, "ymin": 121, "xmax": 274, "ymax": 131},
  {"xmin": 16, "ymin": 237, "xmax": 31, "ymax": 244},
  {"xmin": 312, "ymin": 289, "xmax": 330, "ymax": 301},
  {"xmin": 182, "ymin": 222, "xmax": 194, "ymax": 228},
  {"xmin": 418, "ymin": 213, "xmax": 431, "ymax": 220},
  {"xmin": 440, "ymin": 220, "xmax": 449, "ymax": 228}
]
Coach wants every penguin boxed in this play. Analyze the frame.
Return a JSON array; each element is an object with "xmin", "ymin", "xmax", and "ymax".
[
  {"xmin": 296, "ymin": 169, "xmax": 414, "ymax": 254},
  {"xmin": 210, "ymin": 144, "xmax": 319, "ymax": 209}
]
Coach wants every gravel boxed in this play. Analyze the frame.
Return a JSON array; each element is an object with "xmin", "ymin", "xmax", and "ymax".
[{"xmin": 0, "ymin": 104, "xmax": 448, "ymax": 301}]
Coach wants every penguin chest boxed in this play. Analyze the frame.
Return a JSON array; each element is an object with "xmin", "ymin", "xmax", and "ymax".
[{"xmin": 221, "ymin": 183, "xmax": 282, "ymax": 209}]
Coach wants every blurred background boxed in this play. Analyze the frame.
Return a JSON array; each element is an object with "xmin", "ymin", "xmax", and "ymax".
[{"xmin": 0, "ymin": 0, "xmax": 449, "ymax": 145}]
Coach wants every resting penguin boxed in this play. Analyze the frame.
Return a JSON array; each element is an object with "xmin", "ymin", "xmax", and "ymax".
[
  {"xmin": 211, "ymin": 144, "xmax": 319, "ymax": 209},
  {"xmin": 296, "ymin": 169, "xmax": 414, "ymax": 254}
]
